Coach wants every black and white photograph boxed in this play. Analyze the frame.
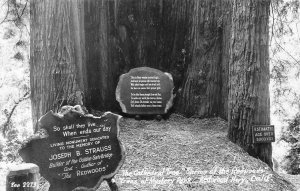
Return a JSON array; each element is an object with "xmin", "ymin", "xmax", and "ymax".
[{"xmin": 0, "ymin": 0, "xmax": 300, "ymax": 190}]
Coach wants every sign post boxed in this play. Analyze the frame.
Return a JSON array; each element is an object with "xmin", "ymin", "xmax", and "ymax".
[
  {"xmin": 6, "ymin": 163, "xmax": 39, "ymax": 191},
  {"xmin": 252, "ymin": 125, "xmax": 275, "ymax": 143},
  {"xmin": 19, "ymin": 106, "xmax": 125, "ymax": 191}
]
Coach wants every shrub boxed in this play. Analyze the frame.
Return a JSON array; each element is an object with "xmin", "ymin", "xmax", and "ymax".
[{"xmin": 281, "ymin": 114, "xmax": 300, "ymax": 174}]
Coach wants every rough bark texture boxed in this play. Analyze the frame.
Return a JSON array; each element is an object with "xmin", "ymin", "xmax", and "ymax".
[
  {"xmin": 84, "ymin": 0, "xmax": 114, "ymax": 110},
  {"xmin": 177, "ymin": 0, "xmax": 227, "ymax": 117},
  {"xmin": 227, "ymin": 0, "xmax": 272, "ymax": 167},
  {"xmin": 30, "ymin": 0, "xmax": 85, "ymax": 131},
  {"xmin": 219, "ymin": 1, "xmax": 232, "ymax": 120}
]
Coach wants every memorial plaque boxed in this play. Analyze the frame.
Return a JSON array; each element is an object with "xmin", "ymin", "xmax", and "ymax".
[
  {"xmin": 252, "ymin": 125, "xmax": 275, "ymax": 143},
  {"xmin": 116, "ymin": 67, "xmax": 174, "ymax": 115},
  {"xmin": 19, "ymin": 106, "xmax": 125, "ymax": 191}
]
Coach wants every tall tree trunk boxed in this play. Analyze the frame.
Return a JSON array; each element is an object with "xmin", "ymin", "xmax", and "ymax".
[
  {"xmin": 84, "ymin": 0, "xmax": 115, "ymax": 110},
  {"xmin": 227, "ymin": 0, "xmax": 272, "ymax": 167},
  {"xmin": 219, "ymin": 1, "xmax": 232, "ymax": 120},
  {"xmin": 30, "ymin": 0, "xmax": 85, "ymax": 131},
  {"xmin": 177, "ymin": 0, "xmax": 228, "ymax": 118}
]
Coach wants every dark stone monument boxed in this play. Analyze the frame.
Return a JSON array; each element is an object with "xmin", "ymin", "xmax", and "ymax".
[
  {"xmin": 116, "ymin": 67, "xmax": 174, "ymax": 116},
  {"xmin": 19, "ymin": 106, "xmax": 125, "ymax": 191},
  {"xmin": 252, "ymin": 125, "xmax": 275, "ymax": 143}
]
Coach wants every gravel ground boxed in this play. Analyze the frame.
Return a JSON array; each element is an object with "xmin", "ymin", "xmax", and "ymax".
[
  {"xmin": 280, "ymin": 173, "xmax": 300, "ymax": 191},
  {"xmin": 97, "ymin": 114, "xmax": 297, "ymax": 191}
]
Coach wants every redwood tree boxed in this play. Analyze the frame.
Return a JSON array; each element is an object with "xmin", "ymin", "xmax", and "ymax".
[
  {"xmin": 30, "ymin": 0, "xmax": 85, "ymax": 131},
  {"xmin": 30, "ymin": 0, "xmax": 272, "ymax": 167},
  {"xmin": 177, "ymin": 0, "xmax": 230, "ymax": 118},
  {"xmin": 227, "ymin": 0, "xmax": 272, "ymax": 167}
]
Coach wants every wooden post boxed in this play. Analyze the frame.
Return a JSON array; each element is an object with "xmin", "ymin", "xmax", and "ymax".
[
  {"xmin": 107, "ymin": 178, "xmax": 118, "ymax": 191},
  {"xmin": 6, "ymin": 163, "xmax": 39, "ymax": 191}
]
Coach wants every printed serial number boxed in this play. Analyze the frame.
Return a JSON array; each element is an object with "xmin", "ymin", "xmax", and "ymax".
[
  {"xmin": 10, "ymin": 182, "xmax": 37, "ymax": 188},
  {"xmin": 23, "ymin": 182, "xmax": 37, "ymax": 187}
]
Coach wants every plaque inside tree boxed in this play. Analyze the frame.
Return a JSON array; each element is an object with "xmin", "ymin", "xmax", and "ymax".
[
  {"xmin": 116, "ymin": 67, "xmax": 174, "ymax": 116},
  {"xmin": 19, "ymin": 106, "xmax": 125, "ymax": 191}
]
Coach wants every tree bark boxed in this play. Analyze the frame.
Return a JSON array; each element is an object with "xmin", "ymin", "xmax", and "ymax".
[
  {"xmin": 177, "ymin": 0, "xmax": 227, "ymax": 117},
  {"xmin": 30, "ymin": 0, "xmax": 85, "ymax": 131},
  {"xmin": 227, "ymin": 0, "xmax": 272, "ymax": 167},
  {"xmin": 84, "ymin": 0, "xmax": 113, "ymax": 110}
]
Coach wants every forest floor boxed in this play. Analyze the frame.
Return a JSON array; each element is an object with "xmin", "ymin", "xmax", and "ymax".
[{"xmin": 0, "ymin": 114, "xmax": 299, "ymax": 191}]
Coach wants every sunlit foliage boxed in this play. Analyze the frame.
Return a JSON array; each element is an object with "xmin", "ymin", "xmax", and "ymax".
[{"xmin": 0, "ymin": 0, "xmax": 31, "ymax": 162}]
